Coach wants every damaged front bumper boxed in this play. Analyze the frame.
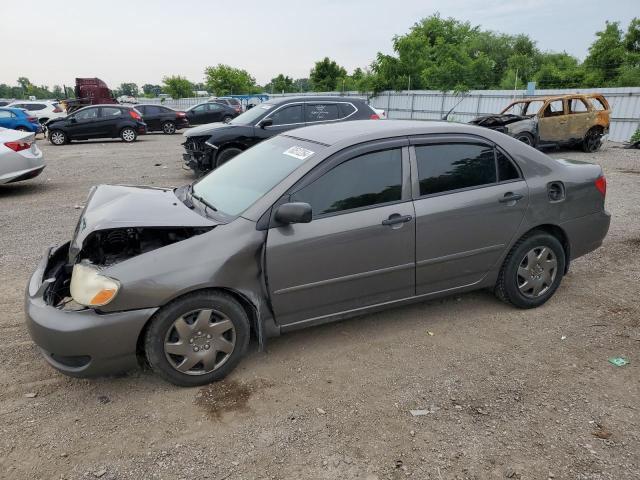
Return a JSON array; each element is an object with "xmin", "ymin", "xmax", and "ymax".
[
  {"xmin": 24, "ymin": 242, "xmax": 157, "ymax": 377},
  {"xmin": 182, "ymin": 136, "xmax": 214, "ymax": 173}
]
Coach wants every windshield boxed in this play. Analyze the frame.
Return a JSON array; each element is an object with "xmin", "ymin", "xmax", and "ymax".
[
  {"xmin": 229, "ymin": 103, "xmax": 275, "ymax": 125},
  {"xmin": 192, "ymin": 136, "xmax": 321, "ymax": 216},
  {"xmin": 502, "ymin": 100, "xmax": 544, "ymax": 116}
]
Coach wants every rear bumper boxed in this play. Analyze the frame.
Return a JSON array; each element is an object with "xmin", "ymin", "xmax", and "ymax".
[
  {"xmin": 561, "ymin": 210, "xmax": 611, "ymax": 260},
  {"xmin": 24, "ymin": 244, "xmax": 157, "ymax": 378}
]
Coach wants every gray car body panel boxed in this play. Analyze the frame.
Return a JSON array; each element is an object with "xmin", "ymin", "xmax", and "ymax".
[{"xmin": 25, "ymin": 120, "xmax": 610, "ymax": 377}]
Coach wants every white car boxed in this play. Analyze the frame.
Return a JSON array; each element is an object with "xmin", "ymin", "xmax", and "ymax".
[
  {"xmin": 7, "ymin": 100, "xmax": 66, "ymax": 124},
  {"xmin": 0, "ymin": 127, "xmax": 45, "ymax": 184},
  {"xmin": 117, "ymin": 95, "xmax": 138, "ymax": 104},
  {"xmin": 370, "ymin": 106, "xmax": 387, "ymax": 119}
]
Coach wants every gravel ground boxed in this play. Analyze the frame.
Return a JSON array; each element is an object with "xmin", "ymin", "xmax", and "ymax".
[{"xmin": 0, "ymin": 133, "xmax": 638, "ymax": 480}]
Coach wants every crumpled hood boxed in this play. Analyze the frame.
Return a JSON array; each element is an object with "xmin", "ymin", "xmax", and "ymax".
[
  {"xmin": 470, "ymin": 114, "xmax": 528, "ymax": 127},
  {"xmin": 183, "ymin": 122, "xmax": 238, "ymax": 137},
  {"xmin": 68, "ymin": 184, "xmax": 216, "ymax": 262}
]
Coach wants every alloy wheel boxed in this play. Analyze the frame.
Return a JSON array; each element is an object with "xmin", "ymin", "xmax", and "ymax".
[
  {"xmin": 122, "ymin": 128, "xmax": 136, "ymax": 142},
  {"xmin": 584, "ymin": 130, "xmax": 602, "ymax": 152},
  {"xmin": 163, "ymin": 309, "xmax": 236, "ymax": 375},
  {"xmin": 163, "ymin": 122, "xmax": 176, "ymax": 134},
  {"xmin": 50, "ymin": 131, "xmax": 65, "ymax": 145},
  {"xmin": 516, "ymin": 246, "xmax": 557, "ymax": 298}
]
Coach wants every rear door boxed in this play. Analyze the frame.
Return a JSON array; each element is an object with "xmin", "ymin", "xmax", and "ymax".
[
  {"xmin": 206, "ymin": 103, "xmax": 225, "ymax": 122},
  {"xmin": 266, "ymin": 139, "xmax": 415, "ymax": 326},
  {"xmin": 566, "ymin": 97, "xmax": 595, "ymax": 141},
  {"xmin": 0, "ymin": 109, "xmax": 16, "ymax": 129},
  {"xmin": 410, "ymin": 136, "xmax": 528, "ymax": 295},
  {"xmin": 97, "ymin": 106, "xmax": 124, "ymax": 137}
]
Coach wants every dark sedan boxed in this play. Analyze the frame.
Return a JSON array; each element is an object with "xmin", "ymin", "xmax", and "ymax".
[
  {"xmin": 184, "ymin": 102, "xmax": 238, "ymax": 126},
  {"xmin": 135, "ymin": 104, "xmax": 189, "ymax": 134},
  {"xmin": 182, "ymin": 96, "xmax": 380, "ymax": 174},
  {"xmin": 25, "ymin": 120, "xmax": 609, "ymax": 386},
  {"xmin": 47, "ymin": 105, "xmax": 146, "ymax": 145}
]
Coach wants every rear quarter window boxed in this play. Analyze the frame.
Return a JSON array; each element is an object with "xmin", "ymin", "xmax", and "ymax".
[
  {"xmin": 590, "ymin": 97, "xmax": 607, "ymax": 111},
  {"xmin": 338, "ymin": 103, "xmax": 357, "ymax": 118}
]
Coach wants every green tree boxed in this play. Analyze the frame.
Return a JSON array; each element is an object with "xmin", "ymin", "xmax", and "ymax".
[
  {"xmin": 115, "ymin": 83, "xmax": 139, "ymax": 97},
  {"xmin": 162, "ymin": 75, "xmax": 193, "ymax": 98},
  {"xmin": 584, "ymin": 21, "xmax": 627, "ymax": 85},
  {"xmin": 293, "ymin": 78, "xmax": 311, "ymax": 92},
  {"xmin": 142, "ymin": 84, "xmax": 163, "ymax": 97},
  {"xmin": 204, "ymin": 64, "xmax": 256, "ymax": 95},
  {"xmin": 52, "ymin": 85, "xmax": 64, "ymax": 98},
  {"xmin": 266, "ymin": 74, "xmax": 296, "ymax": 93},
  {"xmin": 310, "ymin": 57, "xmax": 347, "ymax": 91}
]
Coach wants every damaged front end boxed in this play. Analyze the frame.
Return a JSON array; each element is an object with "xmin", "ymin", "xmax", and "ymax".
[
  {"xmin": 44, "ymin": 184, "xmax": 216, "ymax": 311},
  {"xmin": 470, "ymin": 114, "xmax": 538, "ymax": 143},
  {"xmin": 182, "ymin": 135, "xmax": 215, "ymax": 174}
]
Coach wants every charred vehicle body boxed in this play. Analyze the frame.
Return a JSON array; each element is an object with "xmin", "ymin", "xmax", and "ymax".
[
  {"xmin": 470, "ymin": 94, "xmax": 610, "ymax": 152},
  {"xmin": 182, "ymin": 96, "xmax": 380, "ymax": 175},
  {"xmin": 26, "ymin": 120, "xmax": 610, "ymax": 386}
]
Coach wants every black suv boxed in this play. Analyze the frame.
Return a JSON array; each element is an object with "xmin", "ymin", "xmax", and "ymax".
[
  {"xmin": 136, "ymin": 104, "xmax": 189, "ymax": 134},
  {"xmin": 47, "ymin": 105, "xmax": 147, "ymax": 145},
  {"xmin": 182, "ymin": 96, "xmax": 379, "ymax": 174}
]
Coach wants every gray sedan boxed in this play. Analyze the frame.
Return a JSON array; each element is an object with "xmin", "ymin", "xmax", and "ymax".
[
  {"xmin": 25, "ymin": 120, "xmax": 610, "ymax": 386},
  {"xmin": 0, "ymin": 127, "xmax": 45, "ymax": 184}
]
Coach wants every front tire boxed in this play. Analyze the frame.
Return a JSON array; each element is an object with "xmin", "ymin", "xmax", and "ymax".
[
  {"xmin": 162, "ymin": 121, "xmax": 176, "ymax": 134},
  {"xmin": 495, "ymin": 232, "xmax": 565, "ymax": 309},
  {"xmin": 215, "ymin": 147, "xmax": 242, "ymax": 168},
  {"xmin": 144, "ymin": 291, "xmax": 250, "ymax": 387},
  {"xmin": 120, "ymin": 127, "xmax": 137, "ymax": 142},
  {"xmin": 49, "ymin": 129, "xmax": 67, "ymax": 145},
  {"xmin": 514, "ymin": 132, "xmax": 535, "ymax": 147}
]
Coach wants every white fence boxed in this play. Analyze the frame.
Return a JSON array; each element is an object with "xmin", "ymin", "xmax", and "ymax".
[{"xmin": 145, "ymin": 87, "xmax": 640, "ymax": 142}]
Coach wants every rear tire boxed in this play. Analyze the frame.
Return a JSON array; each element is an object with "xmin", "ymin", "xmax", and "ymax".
[
  {"xmin": 582, "ymin": 127, "xmax": 603, "ymax": 153},
  {"xmin": 215, "ymin": 147, "xmax": 242, "ymax": 168},
  {"xmin": 120, "ymin": 127, "xmax": 137, "ymax": 142},
  {"xmin": 49, "ymin": 129, "xmax": 67, "ymax": 145},
  {"xmin": 15, "ymin": 126, "xmax": 28, "ymax": 132},
  {"xmin": 495, "ymin": 231, "xmax": 565, "ymax": 309},
  {"xmin": 144, "ymin": 291, "xmax": 250, "ymax": 387},
  {"xmin": 162, "ymin": 121, "xmax": 176, "ymax": 134},
  {"xmin": 222, "ymin": 115, "xmax": 233, "ymax": 124}
]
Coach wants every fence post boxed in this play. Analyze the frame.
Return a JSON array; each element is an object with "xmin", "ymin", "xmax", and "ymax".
[
  {"xmin": 440, "ymin": 94, "xmax": 446, "ymax": 119},
  {"xmin": 476, "ymin": 95, "xmax": 481, "ymax": 116},
  {"xmin": 410, "ymin": 93, "xmax": 415, "ymax": 119},
  {"xmin": 387, "ymin": 92, "xmax": 391, "ymax": 117}
]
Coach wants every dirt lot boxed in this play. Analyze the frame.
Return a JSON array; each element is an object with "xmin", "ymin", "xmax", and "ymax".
[{"xmin": 0, "ymin": 132, "xmax": 638, "ymax": 480}]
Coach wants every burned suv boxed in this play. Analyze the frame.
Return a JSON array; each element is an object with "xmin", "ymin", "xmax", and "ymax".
[
  {"xmin": 182, "ymin": 96, "xmax": 380, "ymax": 174},
  {"xmin": 470, "ymin": 94, "xmax": 610, "ymax": 152}
]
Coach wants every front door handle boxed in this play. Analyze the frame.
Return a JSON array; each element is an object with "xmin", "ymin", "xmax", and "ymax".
[
  {"xmin": 499, "ymin": 192, "xmax": 524, "ymax": 203},
  {"xmin": 382, "ymin": 214, "xmax": 412, "ymax": 226}
]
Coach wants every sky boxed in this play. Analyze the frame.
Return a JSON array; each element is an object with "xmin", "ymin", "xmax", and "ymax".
[{"xmin": 1, "ymin": 0, "xmax": 638, "ymax": 89}]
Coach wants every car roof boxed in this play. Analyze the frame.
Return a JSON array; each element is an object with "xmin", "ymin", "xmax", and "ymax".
[
  {"xmin": 0, "ymin": 107, "xmax": 27, "ymax": 114},
  {"xmin": 284, "ymin": 119, "xmax": 495, "ymax": 146},
  {"xmin": 266, "ymin": 96, "xmax": 366, "ymax": 105}
]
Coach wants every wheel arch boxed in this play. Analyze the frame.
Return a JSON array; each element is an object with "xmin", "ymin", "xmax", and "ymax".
[
  {"xmin": 517, "ymin": 223, "xmax": 571, "ymax": 273},
  {"xmin": 135, "ymin": 286, "xmax": 260, "ymax": 366}
]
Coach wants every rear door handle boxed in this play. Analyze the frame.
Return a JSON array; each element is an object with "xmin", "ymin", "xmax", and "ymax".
[
  {"xmin": 382, "ymin": 214, "xmax": 413, "ymax": 226},
  {"xmin": 499, "ymin": 192, "xmax": 524, "ymax": 203}
]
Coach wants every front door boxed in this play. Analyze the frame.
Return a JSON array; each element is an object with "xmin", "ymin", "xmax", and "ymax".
[
  {"xmin": 410, "ymin": 137, "xmax": 528, "ymax": 295},
  {"xmin": 67, "ymin": 107, "xmax": 100, "ymax": 138},
  {"xmin": 254, "ymin": 103, "xmax": 305, "ymax": 142},
  {"xmin": 266, "ymin": 141, "xmax": 415, "ymax": 327},
  {"xmin": 538, "ymin": 99, "xmax": 569, "ymax": 144}
]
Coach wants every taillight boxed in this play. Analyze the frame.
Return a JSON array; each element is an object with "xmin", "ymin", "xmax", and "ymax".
[
  {"xmin": 176, "ymin": 112, "xmax": 186, "ymax": 117},
  {"xmin": 370, "ymin": 113, "xmax": 380, "ymax": 120},
  {"xmin": 27, "ymin": 116, "xmax": 37, "ymax": 122},
  {"xmin": 4, "ymin": 141, "xmax": 31, "ymax": 152},
  {"xmin": 595, "ymin": 175, "xmax": 607, "ymax": 197},
  {"xmin": 129, "ymin": 110, "xmax": 142, "ymax": 120},
  {"xmin": 53, "ymin": 106, "xmax": 63, "ymax": 113}
]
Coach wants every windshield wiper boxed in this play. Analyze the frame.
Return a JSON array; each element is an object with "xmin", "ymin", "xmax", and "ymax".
[{"xmin": 191, "ymin": 189, "xmax": 218, "ymax": 214}]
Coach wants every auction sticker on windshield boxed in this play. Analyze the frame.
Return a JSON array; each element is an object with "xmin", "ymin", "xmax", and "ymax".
[{"xmin": 283, "ymin": 146, "xmax": 314, "ymax": 160}]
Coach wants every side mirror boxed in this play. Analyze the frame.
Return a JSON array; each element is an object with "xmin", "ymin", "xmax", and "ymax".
[
  {"xmin": 274, "ymin": 202, "xmax": 312, "ymax": 225},
  {"xmin": 259, "ymin": 118, "xmax": 273, "ymax": 129}
]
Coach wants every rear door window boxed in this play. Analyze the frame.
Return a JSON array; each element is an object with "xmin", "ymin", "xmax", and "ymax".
[
  {"xmin": 135, "ymin": 105, "xmax": 147, "ymax": 114},
  {"xmin": 271, "ymin": 104, "xmax": 304, "ymax": 125},
  {"xmin": 146, "ymin": 106, "xmax": 163, "ymax": 115},
  {"xmin": 568, "ymin": 98, "xmax": 589, "ymax": 113},
  {"xmin": 101, "ymin": 107, "xmax": 122, "ymax": 118},
  {"xmin": 0, "ymin": 110, "xmax": 12, "ymax": 118},
  {"xmin": 338, "ymin": 103, "xmax": 357, "ymax": 118},
  {"xmin": 415, "ymin": 143, "xmax": 497, "ymax": 196},
  {"xmin": 305, "ymin": 103, "xmax": 339, "ymax": 122},
  {"xmin": 291, "ymin": 149, "xmax": 402, "ymax": 217},
  {"xmin": 29, "ymin": 104, "xmax": 47, "ymax": 111}
]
